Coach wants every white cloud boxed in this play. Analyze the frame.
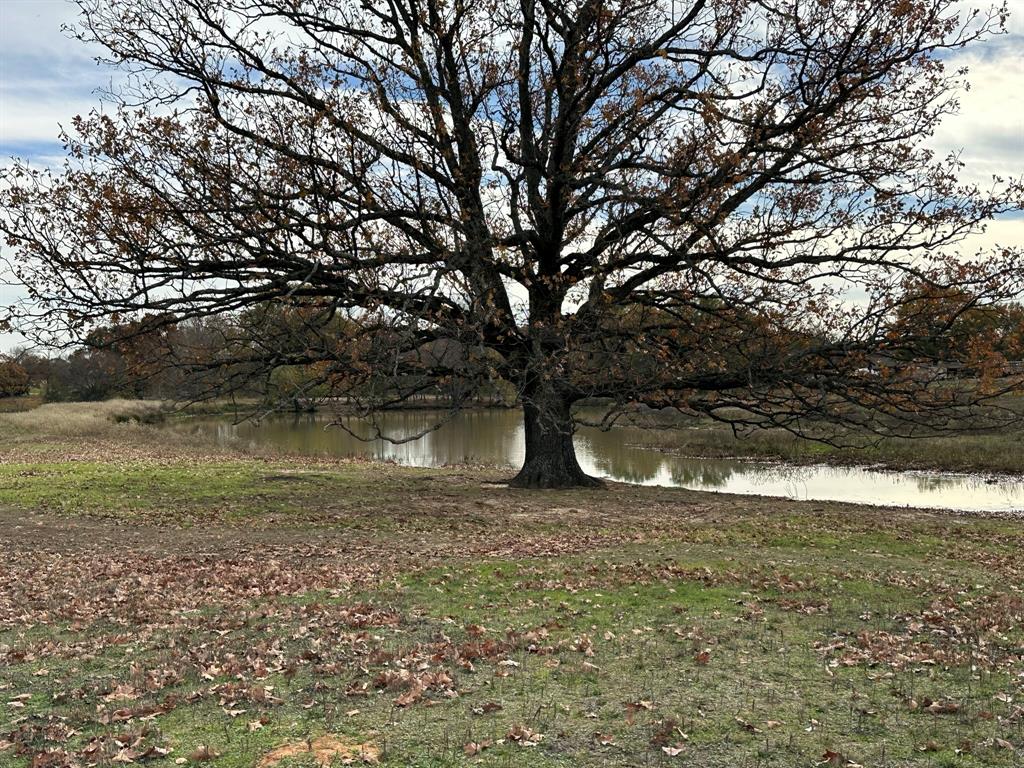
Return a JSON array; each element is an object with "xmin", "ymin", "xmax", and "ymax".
[
  {"xmin": 962, "ymin": 213, "xmax": 1024, "ymax": 252},
  {"xmin": 0, "ymin": 0, "xmax": 109, "ymax": 156},
  {"xmin": 930, "ymin": 37, "xmax": 1024, "ymax": 188},
  {"xmin": 0, "ymin": 0, "xmax": 108, "ymax": 349},
  {"xmin": 0, "ymin": 283, "xmax": 27, "ymax": 351}
]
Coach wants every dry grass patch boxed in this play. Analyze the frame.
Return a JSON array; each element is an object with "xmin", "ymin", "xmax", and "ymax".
[{"xmin": 257, "ymin": 736, "xmax": 380, "ymax": 767}]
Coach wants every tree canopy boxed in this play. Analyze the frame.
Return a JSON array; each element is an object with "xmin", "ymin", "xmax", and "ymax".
[{"xmin": 2, "ymin": 0, "xmax": 1022, "ymax": 486}]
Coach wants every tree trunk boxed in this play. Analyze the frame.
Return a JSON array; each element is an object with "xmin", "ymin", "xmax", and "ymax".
[{"xmin": 510, "ymin": 384, "xmax": 602, "ymax": 489}]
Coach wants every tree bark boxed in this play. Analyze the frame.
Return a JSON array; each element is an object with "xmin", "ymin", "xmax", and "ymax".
[{"xmin": 510, "ymin": 383, "xmax": 602, "ymax": 489}]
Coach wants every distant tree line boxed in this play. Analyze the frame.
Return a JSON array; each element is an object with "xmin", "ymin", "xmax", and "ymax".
[
  {"xmin": 5, "ymin": 317, "xmax": 235, "ymax": 402},
  {"xmin": 2, "ymin": 305, "xmax": 512, "ymax": 407},
  {"xmin": 892, "ymin": 282, "xmax": 1024, "ymax": 368},
  {"xmin": 6, "ymin": 290, "xmax": 1024, "ymax": 405}
]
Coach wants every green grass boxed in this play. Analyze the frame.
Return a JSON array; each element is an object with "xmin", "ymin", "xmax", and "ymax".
[
  {"xmin": 5, "ymin": 537, "xmax": 1020, "ymax": 767},
  {"xmin": 1, "ymin": 402, "xmax": 1023, "ymax": 767},
  {"xmin": 0, "ymin": 460, "xmax": 390, "ymax": 521}
]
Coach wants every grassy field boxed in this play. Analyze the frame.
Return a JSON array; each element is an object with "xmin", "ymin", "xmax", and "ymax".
[{"xmin": 1, "ymin": 402, "xmax": 1022, "ymax": 767}]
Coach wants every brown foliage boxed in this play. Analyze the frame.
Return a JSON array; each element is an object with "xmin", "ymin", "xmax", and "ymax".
[{"xmin": 0, "ymin": 359, "xmax": 30, "ymax": 398}]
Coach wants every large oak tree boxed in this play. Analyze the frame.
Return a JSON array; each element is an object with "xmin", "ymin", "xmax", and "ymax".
[{"xmin": 2, "ymin": 0, "xmax": 1022, "ymax": 486}]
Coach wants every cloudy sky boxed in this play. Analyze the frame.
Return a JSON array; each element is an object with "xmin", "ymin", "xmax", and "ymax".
[{"xmin": 1, "ymin": 0, "xmax": 1023, "ymax": 350}]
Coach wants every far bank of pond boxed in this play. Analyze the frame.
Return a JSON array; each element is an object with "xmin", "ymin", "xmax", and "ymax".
[{"xmin": 185, "ymin": 408, "xmax": 1024, "ymax": 514}]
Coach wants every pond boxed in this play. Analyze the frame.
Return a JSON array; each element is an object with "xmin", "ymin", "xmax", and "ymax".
[{"xmin": 187, "ymin": 408, "xmax": 1024, "ymax": 513}]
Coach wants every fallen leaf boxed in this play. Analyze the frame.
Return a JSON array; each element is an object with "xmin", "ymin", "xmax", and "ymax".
[
  {"xmin": 735, "ymin": 717, "xmax": 762, "ymax": 733},
  {"xmin": 625, "ymin": 699, "xmax": 654, "ymax": 724},
  {"xmin": 506, "ymin": 724, "xmax": 543, "ymax": 747},
  {"xmin": 394, "ymin": 685, "xmax": 423, "ymax": 708},
  {"xmin": 189, "ymin": 746, "xmax": 219, "ymax": 762},
  {"xmin": 926, "ymin": 699, "xmax": 960, "ymax": 715},
  {"xmin": 463, "ymin": 740, "xmax": 492, "ymax": 756},
  {"xmin": 472, "ymin": 702, "xmax": 503, "ymax": 715}
]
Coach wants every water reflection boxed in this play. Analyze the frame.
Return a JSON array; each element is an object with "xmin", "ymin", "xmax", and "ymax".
[{"xmin": 188, "ymin": 409, "xmax": 1024, "ymax": 513}]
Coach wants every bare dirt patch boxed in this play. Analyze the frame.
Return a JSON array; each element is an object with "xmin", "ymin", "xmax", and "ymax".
[{"xmin": 257, "ymin": 736, "xmax": 380, "ymax": 767}]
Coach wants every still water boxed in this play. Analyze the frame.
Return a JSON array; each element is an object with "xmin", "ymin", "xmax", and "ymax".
[{"xmin": 190, "ymin": 409, "xmax": 1024, "ymax": 513}]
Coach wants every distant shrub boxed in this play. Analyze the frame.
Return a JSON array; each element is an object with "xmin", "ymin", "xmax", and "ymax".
[
  {"xmin": 0, "ymin": 360, "xmax": 31, "ymax": 398},
  {"xmin": 109, "ymin": 405, "xmax": 167, "ymax": 424}
]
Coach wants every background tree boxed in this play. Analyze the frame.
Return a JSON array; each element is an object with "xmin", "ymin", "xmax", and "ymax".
[
  {"xmin": 6, "ymin": 349, "xmax": 51, "ymax": 391},
  {"xmin": 890, "ymin": 281, "xmax": 1024, "ymax": 366},
  {"xmin": 0, "ymin": 357, "xmax": 31, "ymax": 398},
  {"xmin": 2, "ymin": 0, "xmax": 1022, "ymax": 486}
]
